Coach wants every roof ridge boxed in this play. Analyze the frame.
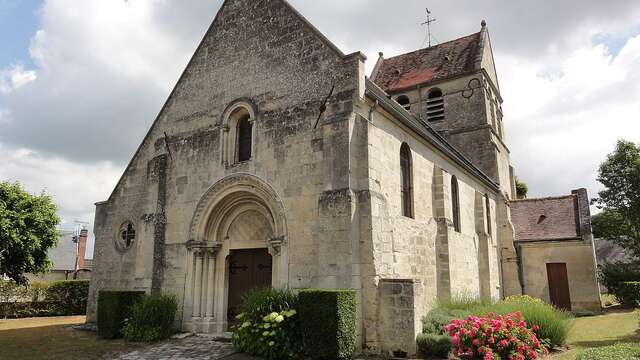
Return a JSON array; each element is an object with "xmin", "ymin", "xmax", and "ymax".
[{"xmin": 382, "ymin": 31, "xmax": 481, "ymax": 62}]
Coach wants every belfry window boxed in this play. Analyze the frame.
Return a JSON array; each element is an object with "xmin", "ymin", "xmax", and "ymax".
[
  {"xmin": 400, "ymin": 142, "xmax": 414, "ymax": 218},
  {"xmin": 426, "ymin": 88, "xmax": 445, "ymax": 121},
  {"xmin": 237, "ymin": 115, "xmax": 252, "ymax": 162},
  {"xmin": 396, "ymin": 95, "xmax": 411, "ymax": 111},
  {"xmin": 451, "ymin": 176, "xmax": 461, "ymax": 232}
]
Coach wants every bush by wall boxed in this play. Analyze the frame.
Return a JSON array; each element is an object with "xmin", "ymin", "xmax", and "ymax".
[
  {"xmin": 97, "ymin": 290, "xmax": 145, "ymax": 339},
  {"xmin": 232, "ymin": 288, "xmax": 301, "ymax": 360},
  {"xmin": 46, "ymin": 280, "xmax": 90, "ymax": 315},
  {"xmin": 299, "ymin": 289, "xmax": 357, "ymax": 360},
  {"xmin": 416, "ymin": 333, "xmax": 451, "ymax": 359},
  {"xmin": 122, "ymin": 293, "xmax": 178, "ymax": 342},
  {"xmin": 617, "ymin": 281, "xmax": 640, "ymax": 307}
]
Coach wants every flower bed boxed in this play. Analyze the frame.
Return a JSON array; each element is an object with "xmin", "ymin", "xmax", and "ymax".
[{"xmin": 445, "ymin": 312, "xmax": 548, "ymax": 360}]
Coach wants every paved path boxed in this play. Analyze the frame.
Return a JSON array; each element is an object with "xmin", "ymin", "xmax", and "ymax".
[{"xmin": 114, "ymin": 335, "xmax": 237, "ymax": 360}]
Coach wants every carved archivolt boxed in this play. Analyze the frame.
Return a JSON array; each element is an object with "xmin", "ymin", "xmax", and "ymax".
[{"xmin": 187, "ymin": 173, "xmax": 287, "ymax": 250}]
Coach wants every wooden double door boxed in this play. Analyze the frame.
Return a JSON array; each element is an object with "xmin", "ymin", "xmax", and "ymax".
[
  {"xmin": 227, "ymin": 248, "xmax": 272, "ymax": 321},
  {"xmin": 546, "ymin": 263, "xmax": 572, "ymax": 311}
]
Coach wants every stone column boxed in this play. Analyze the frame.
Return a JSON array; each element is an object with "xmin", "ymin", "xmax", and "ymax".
[
  {"xmin": 205, "ymin": 247, "xmax": 219, "ymax": 318},
  {"xmin": 192, "ymin": 249, "xmax": 204, "ymax": 318}
]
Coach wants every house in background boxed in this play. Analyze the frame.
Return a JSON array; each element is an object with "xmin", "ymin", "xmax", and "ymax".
[
  {"xmin": 28, "ymin": 228, "xmax": 92, "ymax": 282},
  {"xmin": 510, "ymin": 189, "xmax": 601, "ymax": 311}
]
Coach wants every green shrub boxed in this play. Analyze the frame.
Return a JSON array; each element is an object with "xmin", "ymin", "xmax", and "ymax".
[
  {"xmin": 576, "ymin": 343, "xmax": 640, "ymax": 360},
  {"xmin": 46, "ymin": 280, "xmax": 90, "ymax": 315},
  {"xmin": 422, "ymin": 307, "xmax": 459, "ymax": 335},
  {"xmin": 431, "ymin": 295, "xmax": 571, "ymax": 347},
  {"xmin": 0, "ymin": 279, "xmax": 27, "ymax": 302},
  {"xmin": 97, "ymin": 290, "xmax": 145, "ymax": 339},
  {"xmin": 618, "ymin": 282, "xmax": 640, "ymax": 307},
  {"xmin": 299, "ymin": 289, "xmax": 357, "ymax": 360},
  {"xmin": 122, "ymin": 293, "xmax": 178, "ymax": 342},
  {"xmin": 239, "ymin": 287, "xmax": 299, "ymax": 321},
  {"xmin": 416, "ymin": 333, "xmax": 451, "ymax": 359},
  {"xmin": 599, "ymin": 262, "xmax": 640, "ymax": 302},
  {"xmin": 232, "ymin": 288, "xmax": 301, "ymax": 360}
]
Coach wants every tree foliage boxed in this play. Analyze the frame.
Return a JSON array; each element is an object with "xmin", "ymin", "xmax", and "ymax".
[
  {"xmin": 593, "ymin": 140, "xmax": 640, "ymax": 258},
  {"xmin": 0, "ymin": 181, "xmax": 60, "ymax": 285},
  {"xmin": 516, "ymin": 178, "xmax": 528, "ymax": 199}
]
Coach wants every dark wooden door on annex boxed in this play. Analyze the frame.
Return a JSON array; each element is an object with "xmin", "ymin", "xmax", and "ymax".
[{"xmin": 546, "ymin": 263, "xmax": 571, "ymax": 311}]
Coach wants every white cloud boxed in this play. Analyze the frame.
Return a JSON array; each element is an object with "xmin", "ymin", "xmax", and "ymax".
[
  {"xmin": 0, "ymin": 63, "xmax": 36, "ymax": 94},
  {"xmin": 502, "ymin": 34, "xmax": 640, "ymax": 199},
  {"xmin": 0, "ymin": 143, "xmax": 123, "ymax": 258}
]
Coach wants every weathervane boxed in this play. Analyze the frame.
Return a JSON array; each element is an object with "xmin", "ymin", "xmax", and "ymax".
[{"xmin": 421, "ymin": 8, "xmax": 437, "ymax": 47}]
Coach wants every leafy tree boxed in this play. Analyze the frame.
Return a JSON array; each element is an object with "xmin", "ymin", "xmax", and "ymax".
[
  {"xmin": 515, "ymin": 178, "xmax": 528, "ymax": 199},
  {"xmin": 593, "ymin": 140, "xmax": 640, "ymax": 258},
  {"xmin": 0, "ymin": 181, "xmax": 60, "ymax": 285}
]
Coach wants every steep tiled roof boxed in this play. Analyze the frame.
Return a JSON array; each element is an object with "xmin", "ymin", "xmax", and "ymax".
[
  {"xmin": 510, "ymin": 195, "xmax": 580, "ymax": 242},
  {"xmin": 371, "ymin": 32, "xmax": 481, "ymax": 93}
]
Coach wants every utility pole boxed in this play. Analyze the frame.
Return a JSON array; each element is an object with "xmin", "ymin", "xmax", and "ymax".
[{"xmin": 421, "ymin": 8, "xmax": 437, "ymax": 47}]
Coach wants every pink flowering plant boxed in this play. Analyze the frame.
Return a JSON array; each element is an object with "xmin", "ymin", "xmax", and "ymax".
[{"xmin": 445, "ymin": 312, "xmax": 548, "ymax": 360}]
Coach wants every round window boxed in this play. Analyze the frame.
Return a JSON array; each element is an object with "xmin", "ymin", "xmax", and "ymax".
[{"xmin": 116, "ymin": 221, "xmax": 136, "ymax": 251}]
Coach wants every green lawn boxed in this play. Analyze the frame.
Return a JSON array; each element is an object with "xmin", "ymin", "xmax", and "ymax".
[
  {"xmin": 0, "ymin": 316, "xmax": 141, "ymax": 359},
  {"xmin": 550, "ymin": 309, "xmax": 640, "ymax": 360}
]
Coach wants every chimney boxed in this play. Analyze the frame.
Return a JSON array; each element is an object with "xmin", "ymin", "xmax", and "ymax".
[
  {"xmin": 571, "ymin": 188, "xmax": 593, "ymax": 241},
  {"xmin": 77, "ymin": 229, "xmax": 88, "ymax": 270}
]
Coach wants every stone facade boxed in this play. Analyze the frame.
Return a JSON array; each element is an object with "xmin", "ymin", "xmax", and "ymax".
[{"xmin": 88, "ymin": 0, "xmax": 600, "ymax": 357}]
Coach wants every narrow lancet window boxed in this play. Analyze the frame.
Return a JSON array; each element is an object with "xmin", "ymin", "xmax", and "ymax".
[
  {"xmin": 451, "ymin": 176, "xmax": 461, "ymax": 232},
  {"xmin": 400, "ymin": 143, "xmax": 414, "ymax": 218},
  {"xmin": 237, "ymin": 115, "xmax": 252, "ymax": 162}
]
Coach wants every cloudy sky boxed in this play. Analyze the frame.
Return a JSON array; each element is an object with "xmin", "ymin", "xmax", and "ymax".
[{"xmin": 1, "ymin": 0, "xmax": 640, "ymax": 258}]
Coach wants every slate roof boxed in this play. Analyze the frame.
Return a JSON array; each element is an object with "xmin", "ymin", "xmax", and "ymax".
[
  {"xmin": 594, "ymin": 239, "xmax": 633, "ymax": 265},
  {"xmin": 371, "ymin": 32, "xmax": 481, "ymax": 94},
  {"xmin": 510, "ymin": 195, "xmax": 581, "ymax": 242}
]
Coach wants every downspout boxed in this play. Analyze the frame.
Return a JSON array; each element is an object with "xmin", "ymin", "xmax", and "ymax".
[{"xmin": 515, "ymin": 243, "xmax": 524, "ymax": 294}]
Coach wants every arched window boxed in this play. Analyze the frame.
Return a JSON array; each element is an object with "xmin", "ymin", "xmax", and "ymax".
[
  {"xmin": 396, "ymin": 95, "xmax": 411, "ymax": 111},
  {"xmin": 426, "ymin": 88, "xmax": 444, "ymax": 121},
  {"xmin": 485, "ymin": 194, "xmax": 492, "ymax": 235},
  {"xmin": 400, "ymin": 143, "xmax": 414, "ymax": 218},
  {"xmin": 237, "ymin": 115, "xmax": 252, "ymax": 162},
  {"xmin": 451, "ymin": 176, "xmax": 461, "ymax": 232}
]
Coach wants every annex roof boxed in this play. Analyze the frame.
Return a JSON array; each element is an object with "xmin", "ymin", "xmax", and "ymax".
[{"xmin": 510, "ymin": 195, "xmax": 581, "ymax": 242}]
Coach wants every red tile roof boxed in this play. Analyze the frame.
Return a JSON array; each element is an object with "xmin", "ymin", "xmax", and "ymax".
[
  {"xmin": 371, "ymin": 32, "xmax": 481, "ymax": 93},
  {"xmin": 510, "ymin": 195, "xmax": 581, "ymax": 242}
]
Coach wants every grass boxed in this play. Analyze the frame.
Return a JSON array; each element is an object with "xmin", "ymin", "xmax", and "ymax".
[
  {"xmin": 0, "ymin": 316, "xmax": 141, "ymax": 359},
  {"xmin": 550, "ymin": 308, "xmax": 640, "ymax": 360}
]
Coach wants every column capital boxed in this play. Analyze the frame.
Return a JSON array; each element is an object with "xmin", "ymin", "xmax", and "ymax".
[{"xmin": 267, "ymin": 235, "xmax": 286, "ymax": 256}]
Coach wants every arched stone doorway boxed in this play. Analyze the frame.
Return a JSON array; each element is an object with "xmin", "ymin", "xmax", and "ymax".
[{"xmin": 184, "ymin": 174, "xmax": 288, "ymax": 334}]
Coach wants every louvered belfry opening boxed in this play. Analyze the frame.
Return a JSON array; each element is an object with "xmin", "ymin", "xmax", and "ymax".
[
  {"xmin": 237, "ymin": 115, "xmax": 252, "ymax": 162},
  {"xmin": 426, "ymin": 88, "xmax": 445, "ymax": 121}
]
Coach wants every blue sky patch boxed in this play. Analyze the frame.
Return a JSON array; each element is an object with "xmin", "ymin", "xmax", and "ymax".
[{"xmin": 0, "ymin": 0, "xmax": 42, "ymax": 69}]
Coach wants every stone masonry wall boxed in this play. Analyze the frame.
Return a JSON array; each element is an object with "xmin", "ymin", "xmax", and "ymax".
[{"xmin": 88, "ymin": 0, "xmax": 362, "ymax": 325}]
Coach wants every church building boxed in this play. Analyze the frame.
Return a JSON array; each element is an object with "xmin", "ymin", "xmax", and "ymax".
[{"xmin": 87, "ymin": 0, "xmax": 601, "ymax": 355}]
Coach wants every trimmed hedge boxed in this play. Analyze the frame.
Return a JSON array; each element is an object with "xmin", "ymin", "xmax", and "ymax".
[
  {"xmin": 0, "ymin": 301, "xmax": 63, "ymax": 319},
  {"xmin": 97, "ymin": 290, "xmax": 145, "ymax": 339},
  {"xmin": 299, "ymin": 289, "xmax": 357, "ymax": 360},
  {"xmin": 46, "ymin": 280, "xmax": 90, "ymax": 315},
  {"xmin": 617, "ymin": 281, "xmax": 640, "ymax": 307},
  {"xmin": 416, "ymin": 333, "xmax": 451, "ymax": 359}
]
